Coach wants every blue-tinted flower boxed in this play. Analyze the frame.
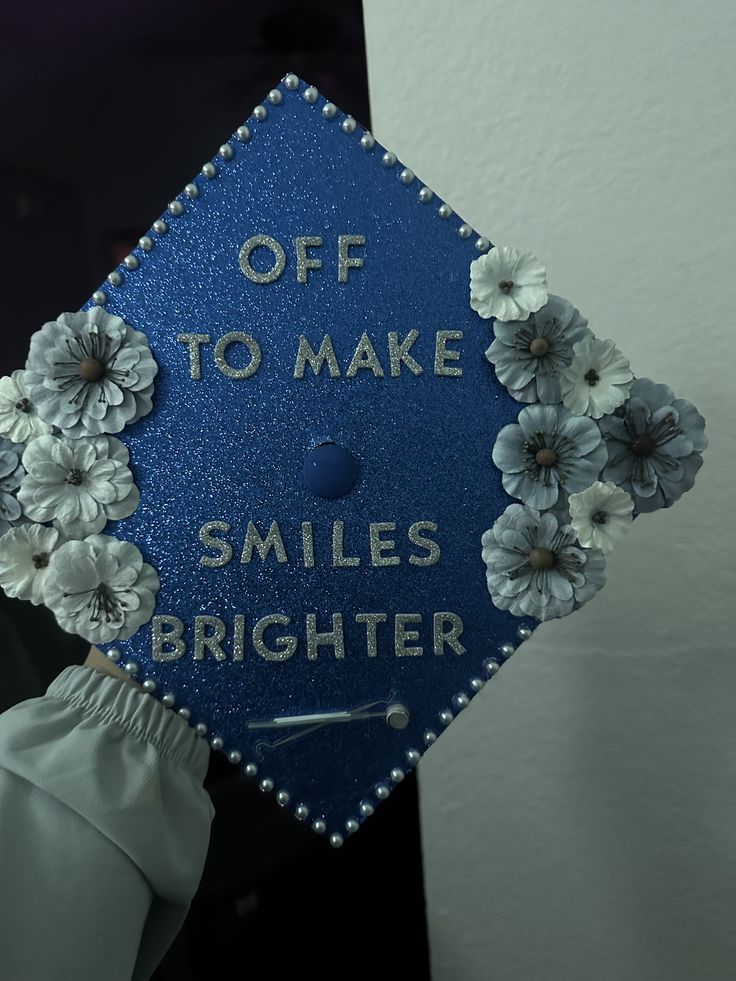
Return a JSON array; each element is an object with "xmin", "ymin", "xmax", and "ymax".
[
  {"xmin": 481, "ymin": 503, "xmax": 606, "ymax": 621},
  {"xmin": 470, "ymin": 246, "xmax": 548, "ymax": 322},
  {"xmin": 492, "ymin": 403, "xmax": 608, "ymax": 510},
  {"xmin": 24, "ymin": 308, "xmax": 158, "ymax": 439},
  {"xmin": 0, "ymin": 437, "xmax": 25, "ymax": 536},
  {"xmin": 599, "ymin": 378, "xmax": 707, "ymax": 512},
  {"xmin": 485, "ymin": 294, "xmax": 591, "ymax": 404}
]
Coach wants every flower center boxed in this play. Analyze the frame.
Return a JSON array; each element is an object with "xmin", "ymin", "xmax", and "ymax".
[
  {"xmin": 535, "ymin": 448, "xmax": 557, "ymax": 468},
  {"xmin": 498, "ymin": 280, "xmax": 514, "ymax": 294},
  {"xmin": 529, "ymin": 336, "xmax": 549, "ymax": 358},
  {"xmin": 66, "ymin": 468, "xmax": 84, "ymax": 486},
  {"xmin": 584, "ymin": 368, "xmax": 600, "ymax": 386},
  {"xmin": 15, "ymin": 398, "xmax": 31, "ymax": 413},
  {"xmin": 32, "ymin": 552, "xmax": 49, "ymax": 569},
  {"xmin": 78, "ymin": 357, "xmax": 106, "ymax": 382},
  {"xmin": 631, "ymin": 433, "xmax": 656, "ymax": 457},
  {"xmin": 592, "ymin": 511, "xmax": 608, "ymax": 524},
  {"xmin": 529, "ymin": 547, "xmax": 555, "ymax": 570}
]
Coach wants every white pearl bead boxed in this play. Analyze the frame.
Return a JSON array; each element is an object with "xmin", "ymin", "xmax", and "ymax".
[
  {"xmin": 341, "ymin": 116, "xmax": 356, "ymax": 134},
  {"xmin": 390, "ymin": 768, "xmax": 405, "ymax": 783},
  {"xmin": 418, "ymin": 186, "xmax": 433, "ymax": 202},
  {"xmin": 106, "ymin": 648, "xmax": 121, "ymax": 662},
  {"xmin": 424, "ymin": 730, "xmax": 437, "ymax": 745},
  {"xmin": 268, "ymin": 89, "xmax": 283, "ymax": 105},
  {"xmin": 218, "ymin": 144, "xmax": 233, "ymax": 160},
  {"xmin": 439, "ymin": 709, "xmax": 453, "ymax": 726},
  {"xmin": 295, "ymin": 804, "xmax": 309, "ymax": 820},
  {"xmin": 236, "ymin": 125, "xmax": 251, "ymax": 142},
  {"xmin": 322, "ymin": 102, "xmax": 337, "ymax": 119},
  {"xmin": 184, "ymin": 183, "xmax": 199, "ymax": 199},
  {"xmin": 194, "ymin": 723, "xmax": 207, "ymax": 736},
  {"xmin": 107, "ymin": 271, "xmax": 122, "ymax": 286},
  {"xmin": 260, "ymin": 777, "xmax": 274, "ymax": 792},
  {"xmin": 161, "ymin": 693, "xmax": 176, "ymax": 708},
  {"xmin": 139, "ymin": 236, "xmax": 154, "ymax": 251},
  {"xmin": 518, "ymin": 625, "xmax": 534, "ymax": 641},
  {"xmin": 253, "ymin": 105, "xmax": 267, "ymax": 121},
  {"xmin": 454, "ymin": 693, "xmax": 470, "ymax": 710},
  {"xmin": 375, "ymin": 783, "xmax": 390, "ymax": 800},
  {"xmin": 152, "ymin": 219, "xmax": 168, "ymax": 235},
  {"xmin": 92, "ymin": 290, "xmax": 107, "ymax": 305},
  {"xmin": 345, "ymin": 818, "xmax": 359, "ymax": 833},
  {"xmin": 283, "ymin": 73, "xmax": 299, "ymax": 90},
  {"xmin": 406, "ymin": 748, "xmax": 421, "ymax": 765},
  {"xmin": 483, "ymin": 658, "xmax": 500, "ymax": 676},
  {"xmin": 245, "ymin": 763, "xmax": 258, "ymax": 778},
  {"xmin": 360, "ymin": 132, "xmax": 375, "ymax": 150},
  {"xmin": 470, "ymin": 677, "xmax": 485, "ymax": 692},
  {"xmin": 228, "ymin": 750, "xmax": 242, "ymax": 764},
  {"xmin": 438, "ymin": 203, "xmax": 453, "ymax": 219},
  {"xmin": 330, "ymin": 833, "xmax": 344, "ymax": 848},
  {"xmin": 201, "ymin": 162, "xmax": 217, "ymax": 179},
  {"xmin": 303, "ymin": 86, "xmax": 319, "ymax": 104},
  {"xmin": 382, "ymin": 151, "xmax": 397, "ymax": 167},
  {"xmin": 210, "ymin": 736, "xmax": 224, "ymax": 751},
  {"xmin": 123, "ymin": 255, "xmax": 139, "ymax": 270},
  {"xmin": 312, "ymin": 818, "xmax": 327, "ymax": 834},
  {"xmin": 475, "ymin": 236, "xmax": 490, "ymax": 251},
  {"xmin": 399, "ymin": 168, "xmax": 414, "ymax": 184},
  {"xmin": 142, "ymin": 679, "xmax": 156, "ymax": 693},
  {"xmin": 168, "ymin": 200, "xmax": 184, "ymax": 216},
  {"xmin": 359, "ymin": 801, "xmax": 374, "ymax": 817},
  {"xmin": 458, "ymin": 223, "xmax": 472, "ymax": 238},
  {"xmin": 177, "ymin": 707, "xmax": 191, "ymax": 720},
  {"xmin": 124, "ymin": 661, "xmax": 139, "ymax": 675},
  {"xmin": 277, "ymin": 790, "xmax": 290, "ymax": 806},
  {"xmin": 500, "ymin": 643, "xmax": 516, "ymax": 658}
]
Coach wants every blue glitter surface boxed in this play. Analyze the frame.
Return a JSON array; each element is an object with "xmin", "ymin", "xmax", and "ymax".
[{"xmin": 86, "ymin": 77, "xmax": 535, "ymax": 837}]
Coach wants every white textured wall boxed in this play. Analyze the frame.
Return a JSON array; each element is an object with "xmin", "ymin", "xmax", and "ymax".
[{"xmin": 363, "ymin": 2, "xmax": 736, "ymax": 978}]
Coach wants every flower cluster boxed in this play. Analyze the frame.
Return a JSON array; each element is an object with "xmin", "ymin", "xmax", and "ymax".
[
  {"xmin": 472, "ymin": 245, "xmax": 706, "ymax": 622},
  {"xmin": 0, "ymin": 308, "xmax": 160, "ymax": 644}
]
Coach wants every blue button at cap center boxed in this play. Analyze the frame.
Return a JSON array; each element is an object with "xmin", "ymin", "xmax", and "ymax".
[{"xmin": 303, "ymin": 442, "xmax": 359, "ymax": 499}]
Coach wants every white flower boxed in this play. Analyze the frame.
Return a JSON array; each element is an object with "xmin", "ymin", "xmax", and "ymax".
[
  {"xmin": 568, "ymin": 481, "xmax": 634, "ymax": 554},
  {"xmin": 44, "ymin": 535, "xmax": 159, "ymax": 644},
  {"xmin": 470, "ymin": 246, "xmax": 548, "ymax": 322},
  {"xmin": 0, "ymin": 370, "xmax": 52, "ymax": 444},
  {"xmin": 0, "ymin": 524, "xmax": 65, "ymax": 605},
  {"xmin": 18, "ymin": 434, "xmax": 140, "ymax": 539},
  {"xmin": 561, "ymin": 337, "xmax": 634, "ymax": 419}
]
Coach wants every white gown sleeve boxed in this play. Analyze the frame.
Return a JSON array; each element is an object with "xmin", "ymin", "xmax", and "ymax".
[{"xmin": 0, "ymin": 664, "xmax": 215, "ymax": 981}]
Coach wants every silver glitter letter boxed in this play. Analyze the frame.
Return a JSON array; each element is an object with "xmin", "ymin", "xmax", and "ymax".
[
  {"xmin": 301, "ymin": 521, "xmax": 315, "ymax": 568},
  {"xmin": 239, "ymin": 234, "xmax": 287, "ymax": 284},
  {"xmin": 346, "ymin": 333, "xmax": 385, "ymax": 378},
  {"xmin": 253, "ymin": 614, "xmax": 297, "ymax": 661},
  {"xmin": 395, "ymin": 614, "xmax": 423, "ymax": 656},
  {"xmin": 152, "ymin": 615, "xmax": 187, "ymax": 661},
  {"xmin": 199, "ymin": 520, "xmax": 233, "ymax": 567},
  {"xmin": 388, "ymin": 330, "xmax": 423, "ymax": 377},
  {"xmin": 408, "ymin": 521, "xmax": 441, "ymax": 566},
  {"xmin": 337, "ymin": 234, "xmax": 365, "ymax": 283},
  {"xmin": 295, "ymin": 236, "xmax": 323, "ymax": 284},
  {"xmin": 194, "ymin": 616, "xmax": 228, "ymax": 661},
  {"xmin": 241, "ymin": 520, "xmax": 289, "ymax": 563},
  {"xmin": 369, "ymin": 522, "xmax": 400, "ymax": 566},
  {"xmin": 177, "ymin": 333, "xmax": 211, "ymax": 380},
  {"xmin": 434, "ymin": 330, "xmax": 464, "ymax": 377},
  {"xmin": 433, "ymin": 613, "xmax": 466, "ymax": 656},
  {"xmin": 233, "ymin": 615, "xmax": 246, "ymax": 661},
  {"xmin": 293, "ymin": 335, "xmax": 341, "ymax": 378},
  {"xmin": 214, "ymin": 332, "xmax": 262, "ymax": 379},
  {"xmin": 355, "ymin": 613, "xmax": 387, "ymax": 658},
  {"xmin": 306, "ymin": 613, "xmax": 345, "ymax": 660},
  {"xmin": 332, "ymin": 520, "xmax": 361, "ymax": 567}
]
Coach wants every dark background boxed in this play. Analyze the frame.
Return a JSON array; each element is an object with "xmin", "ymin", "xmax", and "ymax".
[{"xmin": 0, "ymin": 3, "xmax": 430, "ymax": 978}]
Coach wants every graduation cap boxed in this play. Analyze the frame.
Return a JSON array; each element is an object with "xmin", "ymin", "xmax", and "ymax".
[{"xmin": 0, "ymin": 73, "xmax": 707, "ymax": 844}]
